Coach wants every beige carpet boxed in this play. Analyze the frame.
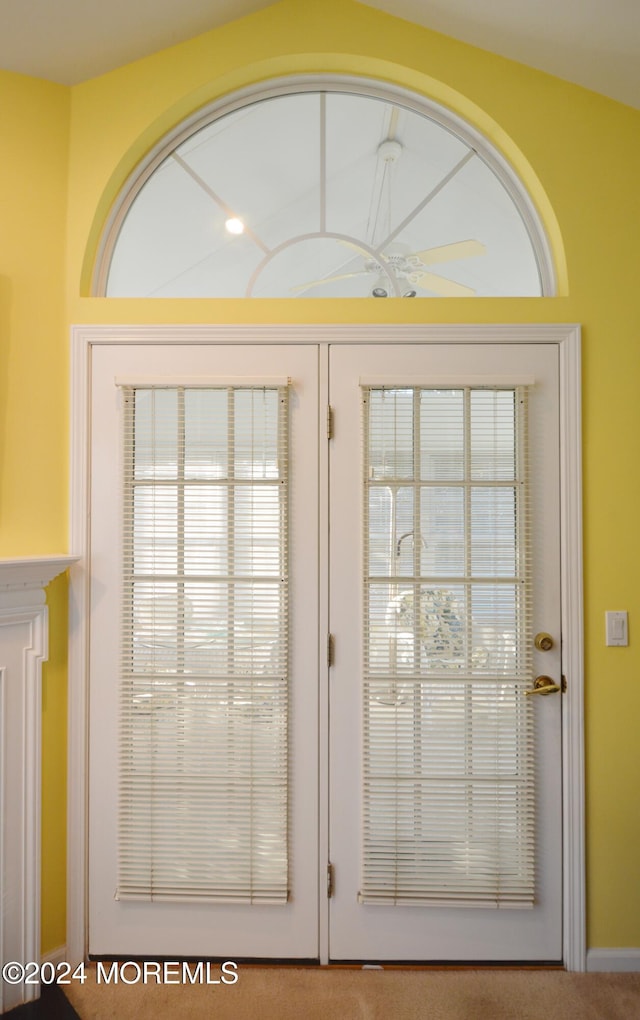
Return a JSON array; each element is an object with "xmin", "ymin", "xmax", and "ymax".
[{"xmin": 63, "ymin": 964, "xmax": 640, "ymax": 1020}]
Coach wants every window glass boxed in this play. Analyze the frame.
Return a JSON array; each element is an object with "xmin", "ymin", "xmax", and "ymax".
[{"xmin": 103, "ymin": 86, "xmax": 547, "ymax": 298}]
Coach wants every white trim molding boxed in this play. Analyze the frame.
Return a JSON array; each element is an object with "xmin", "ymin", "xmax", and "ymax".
[
  {"xmin": 0, "ymin": 557, "xmax": 77, "ymax": 1013},
  {"xmin": 68, "ymin": 323, "xmax": 583, "ymax": 968},
  {"xmin": 41, "ymin": 945, "xmax": 68, "ymax": 968},
  {"xmin": 587, "ymin": 949, "xmax": 640, "ymax": 973},
  {"xmin": 558, "ymin": 335, "xmax": 586, "ymax": 973}
]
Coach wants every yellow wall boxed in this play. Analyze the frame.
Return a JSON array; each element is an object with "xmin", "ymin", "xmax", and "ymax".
[
  {"xmin": 3, "ymin": 0, "xmax": 640, "ymax": 953},
  {"xmin": 0, "ymin": 71, "xmax": 69, "ymax": 550},
  {"xmin": 0, "ymin": 70, "xmax": 70, "ymax": 952}
]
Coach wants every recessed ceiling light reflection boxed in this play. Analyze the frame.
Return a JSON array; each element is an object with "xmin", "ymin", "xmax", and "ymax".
[{"xmin": 225, "ymin": 217, "xmax": 245, "ymax": 235}]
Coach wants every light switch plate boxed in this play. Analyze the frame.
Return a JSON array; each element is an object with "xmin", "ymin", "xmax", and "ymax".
[{"xmin": 605, "ymin": 611, "xmax": 628, "ymax": 647}]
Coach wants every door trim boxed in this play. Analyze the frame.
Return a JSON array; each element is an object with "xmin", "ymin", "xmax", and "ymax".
[{"xmin": 67, "ymin": 322, "xmax": 584, "ymax": 970}]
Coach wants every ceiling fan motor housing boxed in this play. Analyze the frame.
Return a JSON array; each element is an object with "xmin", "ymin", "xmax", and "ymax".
[{"xmin": 377, "ymin": 139, "xmax": 403, "ymax": 164}]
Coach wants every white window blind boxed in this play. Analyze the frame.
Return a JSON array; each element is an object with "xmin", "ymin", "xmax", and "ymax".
[
  {"xmin": 118, "ymin": 383, "xmax": 290, "ymax": 904},
  {"xmin": 361, "ymin": 385, "xmax": 534, "ymax": 907}
]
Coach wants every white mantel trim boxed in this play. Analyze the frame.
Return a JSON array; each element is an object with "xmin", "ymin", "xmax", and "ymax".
[
  {"xmin": 0, "ymin": 555, "xmax": 79, "ymax": 588},
  {"xmin": 0, "ymin": 556, "xmax": 77, "ymax": 1012}
]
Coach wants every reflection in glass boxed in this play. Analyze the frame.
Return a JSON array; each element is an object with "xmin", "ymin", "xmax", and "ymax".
[{"xmin": 104, "ymin": 88, "xmax": 547, "ymax": 298}]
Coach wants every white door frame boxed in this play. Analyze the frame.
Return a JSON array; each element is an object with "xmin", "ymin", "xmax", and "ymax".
[{"xmin": 66, "ymin": 322, "xmax": 584, "ymax": 970}]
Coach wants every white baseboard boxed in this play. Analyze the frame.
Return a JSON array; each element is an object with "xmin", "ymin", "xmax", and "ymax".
[
  {"xmin": 41, "ymin": 945, "xmax": 68, "ymax": 967},
  {"xmin": 587, "ymin": 949, "xmax": 640, "ymax": 972}
]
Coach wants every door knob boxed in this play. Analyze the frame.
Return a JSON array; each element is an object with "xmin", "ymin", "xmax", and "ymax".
[{"xmin": 525, "ymin": 675, "xmax": 561, "ymax": 696}]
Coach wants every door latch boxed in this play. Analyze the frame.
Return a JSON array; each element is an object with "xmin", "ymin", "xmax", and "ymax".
[{"xmin": 525, "ymin": 675, "xmax": 561, "ymax": 696}]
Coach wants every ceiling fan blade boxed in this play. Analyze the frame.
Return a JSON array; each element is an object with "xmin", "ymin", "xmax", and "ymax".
[
  {"xmin": 412, "ymin": 240, "xmax": 486, "ymax": 265},
  {"xmin": 290, "ymin": 270, "xmax": 368, "ymax": 294},
  {"xmin": 412, "ymin": 271, "xmax": 476, "ymax": 297}
]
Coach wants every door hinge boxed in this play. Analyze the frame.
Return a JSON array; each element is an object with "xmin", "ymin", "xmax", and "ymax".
[
  {"xmin": 327, "ymin": 862, "xmax": 334, "ymax": 898},
  {"xmin": 327, "ymin": 633, "xmax": 335, "ymax": 667},
  {"xmin": 327, "ymin": 404, "xmax": 334, "ymax": 440}
]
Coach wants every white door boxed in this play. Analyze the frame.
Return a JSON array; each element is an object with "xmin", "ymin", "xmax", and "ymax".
[
  {"xmin": 328, "ymin": 343, "xmax": 562, "ymax": 961},
  {"xmin": 88, "ymin": 338, "xmax": 563, "ymax": 963},
  {"xmin": 88, "ymin": 343, "xmax": 320, "ymax": 959}
]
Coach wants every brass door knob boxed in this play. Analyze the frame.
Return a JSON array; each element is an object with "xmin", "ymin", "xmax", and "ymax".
[
  {"xmin": 534, "ymin": 632, "xmax": 554, "ymax": 651},
  {"xmin": 525, "ymin": 675, "xmax": 561, "ymax": 696}
]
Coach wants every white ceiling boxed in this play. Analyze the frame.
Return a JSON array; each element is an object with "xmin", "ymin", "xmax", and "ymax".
[{"xmin": 0, "ymin": 0, "xmax": 639, "ymax": 108}]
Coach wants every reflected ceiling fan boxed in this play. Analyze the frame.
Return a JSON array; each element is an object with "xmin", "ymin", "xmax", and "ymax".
[
  {"xmin": 291, "ymin": 132, "xmax": 487, "ymax": 297},
  {"xmin": 291, "ymin": 238, "xmax": 486, "ymax": 297}
]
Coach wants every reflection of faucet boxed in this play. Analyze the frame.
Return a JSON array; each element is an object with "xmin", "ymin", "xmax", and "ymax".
[{"xmin": 396, "ymin": 530, "xmax": 427, "ymax": 558}]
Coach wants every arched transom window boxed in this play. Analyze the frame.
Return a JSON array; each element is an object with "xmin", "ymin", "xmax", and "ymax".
[{"xmin": 97, "ymin": 79, "xmax": 554, "ymax": 298}]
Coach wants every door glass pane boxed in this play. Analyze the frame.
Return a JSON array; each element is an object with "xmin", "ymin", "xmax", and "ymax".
[
  {"xmin": 120, "ymin": 384, "xmax": 290, "ymax": 903},
  {"xmin": 362, "ymin": 385, "xmax": 534, "ymax": 906},
  {"xmin": 184, "ymin": 389, "xmax": 228, "ymax": 478},
  {"xmin": 420, "ymin": 389, "xmax": 464, "ymax": 481},
  {"xmin": 470, "ymin": 389, "xmax": 516, "ymax": 480}
]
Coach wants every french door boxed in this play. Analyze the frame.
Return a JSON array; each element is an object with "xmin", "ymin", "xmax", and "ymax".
[
  {"xmin": 87, "ymin": 337, "xmax": 563, "ymax": 962},
  {"xmin": 88, "ymin": 343, "xmax": 320, "ymax": 958},
  {"xmin": 328, "ymin": 343, "xmax": 562, "ymax": 961}
]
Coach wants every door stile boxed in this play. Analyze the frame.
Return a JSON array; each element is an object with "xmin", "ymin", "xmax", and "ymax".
[{"xmin": 318, "ymin": 343, "xmax": 331, "ymax": 964}]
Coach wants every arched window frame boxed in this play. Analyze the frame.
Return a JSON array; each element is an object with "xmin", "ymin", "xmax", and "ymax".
[{"xmin": 93, "ymin": 75, "xmax": 557, "ymax": 298}]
